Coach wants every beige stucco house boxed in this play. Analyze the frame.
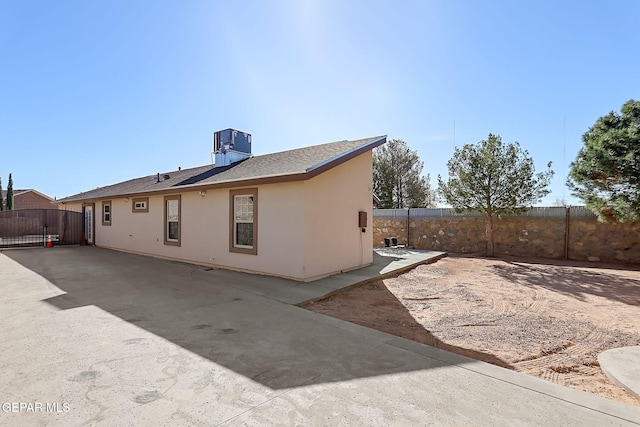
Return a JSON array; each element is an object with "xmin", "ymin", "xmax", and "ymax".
[{"xmin": 58, "ymin": 131, "xmax": 386, "ymax": 281}]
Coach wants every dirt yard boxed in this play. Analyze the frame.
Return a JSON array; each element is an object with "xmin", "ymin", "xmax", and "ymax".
[{"xmin": 302, "ymin": 254, "xmax": 640, "ymax": 406}]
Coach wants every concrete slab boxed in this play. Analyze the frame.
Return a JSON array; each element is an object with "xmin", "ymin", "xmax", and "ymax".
[
  {"xmin": 282, "ymin": 249, "xmax": 447, "ymax": 305},
  {"xmin": 1, "ymin": 247, "xmax": 639, "ymax": 426},
  {"xmin": 599, "ymin": 347, "xmax": 640, "ymax": 400},
  {"xmin": 373, "ymin": 248, "xmax": 446, "ymax": 275},
  {"xmin": 188, "ymin": 248, "xmax": 446, "ymax": 305}
]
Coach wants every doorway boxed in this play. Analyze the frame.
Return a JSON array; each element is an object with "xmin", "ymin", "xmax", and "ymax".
[{"xmin": 83, "ymin": 204, "xmax": 95, "ymax": 245}]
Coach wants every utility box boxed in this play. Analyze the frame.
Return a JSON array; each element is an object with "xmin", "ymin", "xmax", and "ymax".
[{"xmin": 358, "ymin": 211, "xmax": 367, "ymax": 228}]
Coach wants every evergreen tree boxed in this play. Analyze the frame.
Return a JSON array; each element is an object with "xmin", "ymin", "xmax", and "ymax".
[
  {"xmin": 373, "ymin": 139, "xmax": 436, "ymax": 208},
  {"xmin": 568, "ymin": 99, "xmax": 640, "ymax": 222},
  {"xmin": 438, "ymin": 134, "xmax": 553, "ymax": 256},
  {"xmin": 6, "ymin": 173, "xmax": 14, "ymax": 210}
]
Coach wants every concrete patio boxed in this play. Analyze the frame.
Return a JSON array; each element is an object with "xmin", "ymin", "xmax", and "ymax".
[{"xmin": 0, "ymin": 247, "xmax": 638, "ymax": 426}]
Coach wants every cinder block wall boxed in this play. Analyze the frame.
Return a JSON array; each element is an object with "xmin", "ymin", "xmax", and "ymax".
[{"xmin": 373, "ymin": 214, "xmax": 640, "ymax": 263}]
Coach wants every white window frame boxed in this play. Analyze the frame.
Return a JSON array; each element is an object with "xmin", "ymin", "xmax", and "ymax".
[
  {"xmin": 164, "ymin": 195, "xmax": 181, "ymax": 246},
  {"xmin": 229, "ymin": 188, "xmax": 257, "ymax": 255},
  {"xmin": 234, "ymin": 195, "xmax": 253, "ymax": 248},
  {"xmin": 102, "ymin": 201, "xmax": 111, "ymax": 226}
]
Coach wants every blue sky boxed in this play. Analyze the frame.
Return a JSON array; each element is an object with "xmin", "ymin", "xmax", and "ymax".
[{"xmin": 1, "ymin": 1, "xmax": 639, "ymax": 205}]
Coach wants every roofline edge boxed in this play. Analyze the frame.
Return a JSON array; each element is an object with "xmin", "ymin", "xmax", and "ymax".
[
  {"xmin": 57, "ymin": 135, "xmax": 388, "ymax": 204},
  {"xmin": 305, "ymin": 135, "xmax": 387, "ymax": 173}
]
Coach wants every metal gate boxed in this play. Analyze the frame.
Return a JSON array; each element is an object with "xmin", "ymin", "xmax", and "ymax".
[{"xmin": 0, "ymin": 209, "xmax": 83, "ymax": 248}]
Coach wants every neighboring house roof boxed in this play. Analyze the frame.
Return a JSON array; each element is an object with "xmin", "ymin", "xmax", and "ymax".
[
  {"xmin": 1, "ymin": 189, "xmax": 54, "ymax": 200},
  {"xmin": 58, "ymin": 135, "xmax": 387, "ymax": 203}
]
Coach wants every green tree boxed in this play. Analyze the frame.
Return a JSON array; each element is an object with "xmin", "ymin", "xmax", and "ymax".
[
  {"xmin": 438, "ymin": 134, "xmax": 553, "ymax": 257},
  {"xmin": 0, "ymin": 177, "xmax": 3, "ymax": 211},
  {"xmin": 6, "ymin": 173, "xmax": 13, "ymax": 210},
  {"xmin": 373, "ymin": 139, "xmax": 436, "ymax": 208},
  {"xmin": 568, "ymin": 99, "xmax": 640, "ymax": 222}
]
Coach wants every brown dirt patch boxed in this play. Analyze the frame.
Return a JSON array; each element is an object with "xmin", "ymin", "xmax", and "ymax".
[{"xmin": 302, "ymin": 254, "xmax": 640, "ymax": 406}]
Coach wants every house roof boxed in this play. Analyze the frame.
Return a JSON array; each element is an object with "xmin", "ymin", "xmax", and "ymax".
[
  {"xmin": 58, "ymin": 135, "xmax": 386, "ymax": 203},
  {"xmin": 1, "ymin": 189, "xmax": 54, "ymax": 200}
]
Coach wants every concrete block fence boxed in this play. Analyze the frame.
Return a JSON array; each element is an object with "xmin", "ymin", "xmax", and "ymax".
[{"xmin": 373, "ymin": 207, "xmax": 640, "ymax": 263}]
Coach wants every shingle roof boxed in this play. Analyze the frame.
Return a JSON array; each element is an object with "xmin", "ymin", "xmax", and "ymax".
[
  {"xmin": 58, "ymin": 135, "xmax": 386, "ymax": 203},
  {"xmin": 57, "ymin": 165, "xmax": 214, "ymax": 203}
]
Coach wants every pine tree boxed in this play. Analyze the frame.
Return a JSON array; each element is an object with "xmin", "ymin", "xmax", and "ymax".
[
  {"xmin": 373, "ymin": 139, "xmax": 436, "ymax": 208},
  {"xmin": 568, "ymin": 99, "xmax": 640, "ymax": 222},
  {"xmin": 438, "ymin": 134, "xmax": 553, "ymax": 256}
]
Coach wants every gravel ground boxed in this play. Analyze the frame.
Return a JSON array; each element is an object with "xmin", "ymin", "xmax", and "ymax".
[{"xmin": 303, "ymin": 254, "xmax": 640, "ymax": 407}]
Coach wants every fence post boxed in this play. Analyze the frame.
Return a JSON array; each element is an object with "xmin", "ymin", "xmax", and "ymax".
[
  {"xmin": 407, "ymin": 208, "xmax": 410, "ymax": 248},
  {"xmin": 564, "ymin": 206, "xmax": 570, "ymax": 259}
]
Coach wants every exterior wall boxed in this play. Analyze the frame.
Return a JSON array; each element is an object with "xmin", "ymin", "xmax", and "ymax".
[
  {"xmin": 222, "ymin": 182, "xmax": 306, "ymax": 279},
  {"xmin": 14, "ymin": 192, "xmax": 56, "ymax": 210},
  {"xmin": 303, "ymin": 152, "xmax": 374, "ymax": 280},
  {"xmin": 83, "ymin": 184, "xmax": 307, "ymax": 280},
  {"xmin": 373, "ymin": 214, "xmax": 640, "ymax": 263},
  {"xmin": 61, "ymin": 153, "xmax": 376, "ymax": 281}
]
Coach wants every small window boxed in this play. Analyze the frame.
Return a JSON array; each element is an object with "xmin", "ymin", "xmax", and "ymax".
[
  {"xmin": 132, "ymin": 197, "xmax": 149, "ymax": 213},
  {"xmin": 229, "ymin": 188, "xmax": 257, "ymax": 255},
  {"xmin": 164, "ymin": 195, "xmax": 181, "ymax": 246},
  {"xmin": 102, "ymin": 201, "xmax": 111, "ymax": 226}
]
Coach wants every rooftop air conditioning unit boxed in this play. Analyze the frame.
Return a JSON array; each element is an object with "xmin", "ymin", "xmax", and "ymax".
[{"xmin": 213, "ymin": 129, "xmax": 252, "ymax": 166}]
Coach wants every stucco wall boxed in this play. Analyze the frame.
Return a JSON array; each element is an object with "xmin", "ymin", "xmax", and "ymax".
[
  {"xmin": 60, "ymin": 153, "xmax": 374, "ymax": 281},
  {"xmin": 373, "ymin": 214, "xmax": 640, "ymax": 263},
  {"xmin": 303, "ymin": 152, "xmax": 374, "ymax": 280},
  {"xmin": 79, "ymin": 184, "xmax": 307, "ymax": 280}
]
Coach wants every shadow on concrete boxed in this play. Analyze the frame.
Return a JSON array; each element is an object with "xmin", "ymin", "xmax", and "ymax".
[
  {"xmin": 302, "ymin": 279, "xmax": 513, "ymax": 369},
  {"xmin": 5, "ymin": 247, "xmax": 472, "ymax": 390},
  {"xmin": 490, "ymin": 256, "xmax": 640, "ymax": 307}
]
